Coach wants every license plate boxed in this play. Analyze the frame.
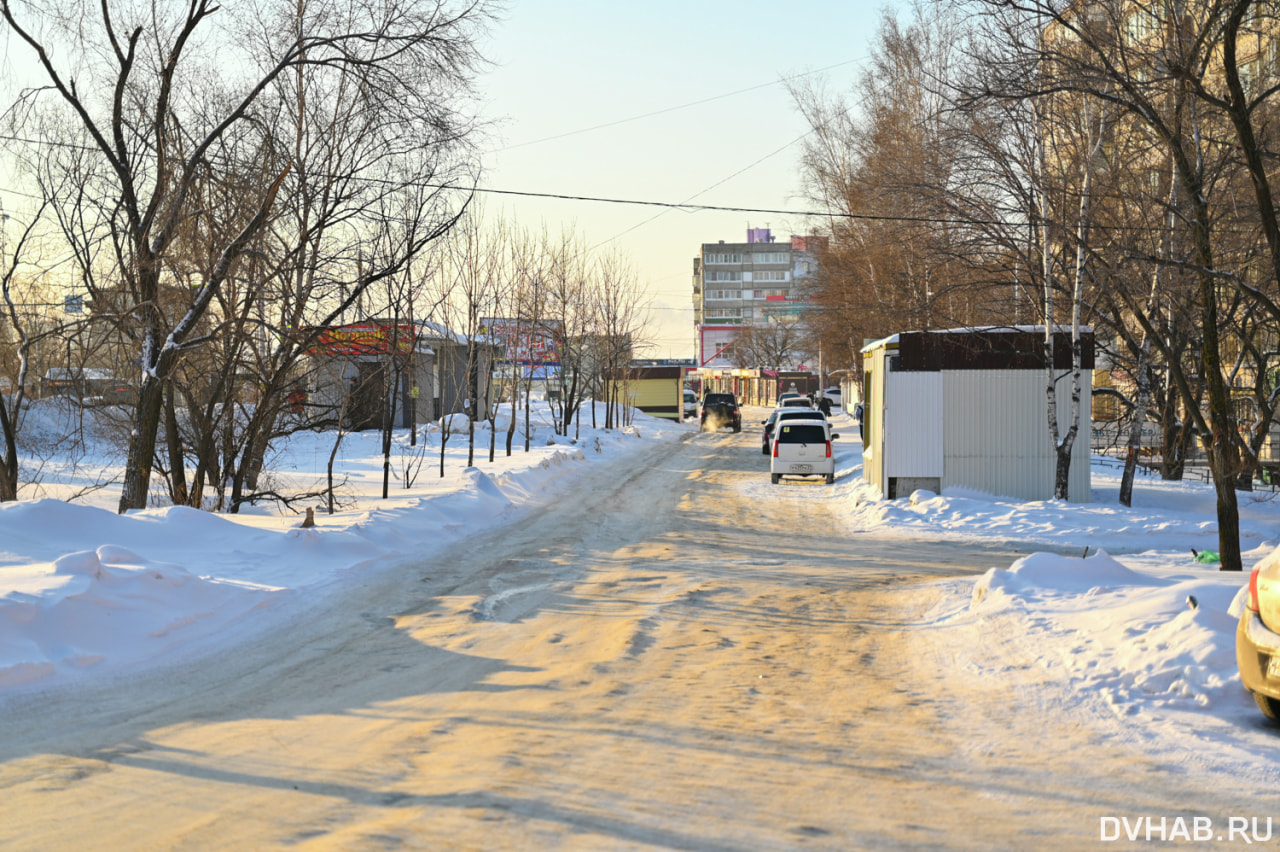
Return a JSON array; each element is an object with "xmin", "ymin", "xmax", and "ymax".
[
  {"xmin": 790, "ymin": 464, "xmax": 812, "ymax": 473},
  {"xmin": 1268, "ymin": 656, "xmax": 1280, "ymax": 680}
]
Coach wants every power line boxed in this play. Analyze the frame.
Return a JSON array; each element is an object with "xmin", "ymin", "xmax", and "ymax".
[
  {"xmin": 588, "ymin": 129, "xmax": 815, "ymax": 252},
  {"xmin": 0, "ymin": 164, "xmax": 984, "ymax": 226},
  {"xmin": 0, "ymin": 132, "xmax": 1198, "ymax": 231},
  {"xmin": 466, "ymin": 184, "xmax": 976, "ymax": 225},
  {"xmin": 491, "ymin": 58, "xmax": 863, "ymax": 153}
]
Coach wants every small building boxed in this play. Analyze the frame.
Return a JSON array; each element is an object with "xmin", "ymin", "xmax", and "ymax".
[
  {"xmin": 860, "ymin": 326, "xmax": 1094, "ymax": 502},
  {"xmin": 307, "ymin": 320, "xmax": 497, "ymax": 431},
  {"xmin": 698, "ymin": 367, "xmax": 819, "ymax": 407},
  {"xmin": 605, "ymin": 365, "xmax": 684, "ymax": 420},
  {"xmin": 40, "ymin": 367, "xmax": 134, "ymax": 404}
]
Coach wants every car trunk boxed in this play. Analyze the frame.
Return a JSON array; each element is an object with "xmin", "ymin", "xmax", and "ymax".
[{"xmin": 776, "ymin": 423, "xmax": 828, "ymax": 469}]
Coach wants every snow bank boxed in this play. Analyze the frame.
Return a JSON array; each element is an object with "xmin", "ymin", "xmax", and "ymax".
[
  {"xmin": 0, "ymin": 399, "xmax": 684, "ymax": 694},
  {"xmin": 969, "ymin": 550, "xmax": 1245, "ymax": 712},
  {"xmin": 0, "ymin": 544, "xmax": 284, "ymax": 687}
]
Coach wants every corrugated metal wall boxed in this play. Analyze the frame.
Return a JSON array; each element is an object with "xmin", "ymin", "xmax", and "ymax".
[
  {"xmin": 942, "ymin": 370, "xmax": 1091, "ymax": 502},
  {"xmin": 885, "ymin": 372, "xmax": 944, "ymax": 476},
  {"xmin": 615, "ymin": 377, "xmax": 681, "ymax": 419},
  {"xmin": 862, "ymin": 350, "xmax": 886, "ymax": 493}
]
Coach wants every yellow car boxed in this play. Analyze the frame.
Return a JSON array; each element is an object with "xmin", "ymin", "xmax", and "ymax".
[{"xmin": 1237, "ymin": 560, "xmax": 1280, "ymax": 720}]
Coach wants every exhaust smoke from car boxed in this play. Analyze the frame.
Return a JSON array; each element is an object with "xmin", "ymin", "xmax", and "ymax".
[{"xmin": 702, "ymin": 413, "xmax": 730, "ymax": 432}]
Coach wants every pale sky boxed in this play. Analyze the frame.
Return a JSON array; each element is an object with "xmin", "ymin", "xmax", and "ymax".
[{"xmin": 476, "ymin": 1, "xmax": 891, "ymax": 358}]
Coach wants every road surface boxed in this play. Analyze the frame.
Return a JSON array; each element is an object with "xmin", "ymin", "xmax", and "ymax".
[{"xmin": 0, "ymin": 426, "xmax": 1269, "ymax": 849}]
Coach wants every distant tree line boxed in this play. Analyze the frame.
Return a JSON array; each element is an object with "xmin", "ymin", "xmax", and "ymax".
[{"xmin": 792, "ymin": 0, "xmax": 1280, "ymax": 571}]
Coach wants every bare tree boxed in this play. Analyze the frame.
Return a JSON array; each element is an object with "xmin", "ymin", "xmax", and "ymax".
[
  {"xmin": 790, "ymin": 4, "xmax": 1008, "ymax": 391},
  {"xmin": 729, "ymin": 319, "xmax": 807, "ymax": 370},
  {"xmin": 593, "ymin": 250, "xmax": 647, "ymax": 430},
  {"xmin": 958, "ymin": 0, "xmax": 1263, "ymax": 568},
  {"xmin": 541, "ymin": 228, "xmax": 595, "ymax": 436},
  {"xmin": 0, "ymin": 0, "xmax": 493, "ymax": 513},
  {"xmin": 0, "ymin": 204, "xmax": 50, "ymax": 501}
]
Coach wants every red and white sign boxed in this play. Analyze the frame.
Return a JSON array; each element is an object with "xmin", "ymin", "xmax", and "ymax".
[
  {"xmin": 699, "ymin": 325, "xmax": 742, "ymax": 368},
  {"xmin": 480, "ymin": 317, "xmax": 561, "ymax": 366}
]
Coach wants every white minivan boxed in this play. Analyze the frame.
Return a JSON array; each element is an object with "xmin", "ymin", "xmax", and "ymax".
[{"xmin": 770, "ymin": 419, "xmax": 838, "ymax": 484}]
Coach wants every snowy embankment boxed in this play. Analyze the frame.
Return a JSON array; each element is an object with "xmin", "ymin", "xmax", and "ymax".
[
  {"xmin": 819, "ymin": 417, "xmax": 1280, "ymax": 781},
  {"xmin": 0, "ymin": 398, "xmax": 683, "ymax": 692}
]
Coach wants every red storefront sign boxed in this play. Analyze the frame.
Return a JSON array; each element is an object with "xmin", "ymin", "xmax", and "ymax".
[{"xmin": 312, "ymin": 322, "xmax": 417, "ymax": 356}]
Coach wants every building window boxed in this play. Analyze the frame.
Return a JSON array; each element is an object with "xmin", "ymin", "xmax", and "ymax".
[
  {"xmin": 706, "ymin": 308, "xmax": 742, "ymax": 319},
  {"xmin": 1124, "ymin": 6, "xmax": 1159, "ymax": 44},
  {"xmin": 750, "ymin": 251, "xmax": 788, "ymax": 264},
  {"xmin": 706, "ymin": 289, "xmax": 741, "ymax": 300},
  {"xmin": 705, "ymin": 271, "xmax": 742, "ymax": 282},
  {"xmin": 754, "ymin": 270, "xmax": 788, "ymax": 282},
  {"xmin": 705, "ymin": 252, "xmax": 743, "ymax": 264}
]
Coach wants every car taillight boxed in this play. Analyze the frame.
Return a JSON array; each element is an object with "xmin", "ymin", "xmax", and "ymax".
[
  {"xmin": 772, "ymin": 440, "xmax": 779, "ymax": 458},
  {"xmin": 1248, "ymin": 566, "xmax": 1262, "ymax": 613},
  {"xmin": 825, "ymin": 441, "xmax": 832, "ymax": 458}
]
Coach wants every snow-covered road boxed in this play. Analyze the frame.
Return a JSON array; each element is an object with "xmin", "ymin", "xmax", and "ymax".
[{"xmin": 0, "ymin": 426, "xmax": 1273, "ymax": 849}]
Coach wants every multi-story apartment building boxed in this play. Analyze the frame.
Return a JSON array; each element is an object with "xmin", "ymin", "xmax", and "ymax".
[{"xmin": 691, "ymin": 228, "xmax": 823, "ymax": 368}]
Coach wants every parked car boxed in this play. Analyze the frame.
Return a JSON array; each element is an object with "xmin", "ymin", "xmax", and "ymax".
[
  {"xmin": 778, "ymin": 397, "xmax": 815, "ymax": 410},
  {"xmin": 683, "ymin": 389, "xmax": 698, "ymax": 419},
  {"xmin": 700, "ymin": 392, "xmax": 742, "ymax": 432},
  {"xmin": 761, "ymin": 407, "xmax": 829, "ymax": 454},
  {"xmin": 777, "ymin": 392, "xmax": 803, "ymax": 406},
  {"xmin": 770, "ymin": 419, "xmax": 839, "ymax": 484},
  {"xmin": 1237, "ymin": 559, "xmax": 1280, "ymax": 720}
]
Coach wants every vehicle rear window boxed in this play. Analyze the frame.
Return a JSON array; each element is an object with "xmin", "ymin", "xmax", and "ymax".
[
  {"xmin": 777, "ymin": 424, "xmax": 826, "ymax": 443},
  {"xmin": 705, "ymin": 394, "xmax": 735, "ymax": 404}
]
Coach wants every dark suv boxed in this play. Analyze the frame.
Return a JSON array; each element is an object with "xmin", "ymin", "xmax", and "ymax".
[{"xmin": 700, "ymin": 393, "xmax": 741, "ymax": 432}]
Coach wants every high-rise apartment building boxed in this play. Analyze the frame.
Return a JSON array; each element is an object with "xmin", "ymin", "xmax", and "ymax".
[{"xmin": 691, "ymin": 228, "xmax": 823, "ymax": 368}]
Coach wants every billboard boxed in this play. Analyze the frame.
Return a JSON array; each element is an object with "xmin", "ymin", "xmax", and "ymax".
[
  {"xmin": 479, "ymin": 317, "xmax": 561, "ymax": 366},
  {"xmin": 311, "ymin": 322, "xmax": 418, "ymax": 356}
]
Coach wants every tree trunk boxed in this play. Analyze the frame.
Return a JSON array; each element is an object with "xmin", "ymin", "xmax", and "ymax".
[
  {"xmin": 504, "ymin": 367, "xmax": 517, "ymax": 457},
  {"xmin": 1119, "ymin": 353, "xmax": 1152, "ymax": 508},
  {"xmin": 1160, "ymin": 403, "xmax": 1191, "ymax": 481},
  {"xmin": 1121, "ymin": 169, "xmax": 1176, "ymax": 506},
  {"xmin": 523, "ymin": 378, "xmax": 531, "ymax": 452},
  {"xmin": 118, "ymin": 374, "xmax": 166, "ymax": 513},
  {"xmin": 1193, "ymin": 207, "xmax": 1243, "ymax": 571},
  {"xmin": 0, "ymin": 397, "xmax": 17, "ymax": 502},
  {"xmin": 165, "ymin": 384, "xmax": 189, "ymax": 507},
  {"xmin": 382, "ymin": 365, "xmax": 398, "ymax": 499}
]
